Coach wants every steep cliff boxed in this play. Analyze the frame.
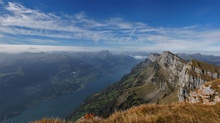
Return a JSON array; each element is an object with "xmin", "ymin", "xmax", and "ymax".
[
  {"xmin": 149, "ymin": 51, "xmax": 220, "ymax": 101},
  {"xmin": 66, "ymin": 51, "xmax": 220, "ymax": 121}
]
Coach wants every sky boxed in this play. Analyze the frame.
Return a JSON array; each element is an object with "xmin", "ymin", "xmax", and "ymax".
[{"xmin": 0, "ymin": 0, "xmax": 220, "ymax": 55}]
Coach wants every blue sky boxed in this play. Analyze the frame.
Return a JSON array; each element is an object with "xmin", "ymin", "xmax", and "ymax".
[{"xmin": 0, "ymin": 0, "xmax": 220, "ymax": 54}]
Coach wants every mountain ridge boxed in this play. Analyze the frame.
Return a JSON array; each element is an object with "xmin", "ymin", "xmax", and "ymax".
[{"xmin": 67, "ymin": 51, "xmax": 220, "ymax": 121}]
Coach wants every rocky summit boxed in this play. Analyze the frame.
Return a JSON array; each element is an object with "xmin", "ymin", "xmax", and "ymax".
[{"xmin": 67, "ymin": 51, "xmax": 220, "ymax": 121}]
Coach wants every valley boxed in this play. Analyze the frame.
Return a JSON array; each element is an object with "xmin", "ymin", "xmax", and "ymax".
[
  {"xmin": 0, "ymin": 51, "xmax": 140, "ymax": 122},
  {"xmin": 1, "ymin": 51, "xmax": 220, "ymax": 122}
]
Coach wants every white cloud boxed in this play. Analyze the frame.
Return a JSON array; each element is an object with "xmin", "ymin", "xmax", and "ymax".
[
  {"xmin": 0, "ymin": 2, "xmax": 219, "ymax": 54},
  {"xmin": 0, "ymin": 44, "xmax": 104, "ymax": 53},
  {"xmin": 130, "ymin": 55, "xmax": 148, "ymax": 60},
  {"xmin": 28, "ymin": 39, "xmax": 60, "ymax": 44}
]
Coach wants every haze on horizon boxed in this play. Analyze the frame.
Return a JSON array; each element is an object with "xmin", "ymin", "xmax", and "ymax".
[{"xmin": 0, "ymin": 0, "xmax": 220, "ymax": 55}]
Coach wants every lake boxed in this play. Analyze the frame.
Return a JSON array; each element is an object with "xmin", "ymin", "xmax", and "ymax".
[{"xmin": 2, "ymin": 67, "xmax": 131, "ymax": 122}]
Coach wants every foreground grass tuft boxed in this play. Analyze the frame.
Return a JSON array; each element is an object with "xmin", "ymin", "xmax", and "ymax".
[
  {"xmin": 77, "ymin": 102, "xmax": 220, "ymax": 123},
  {"xmin": 34, "ymin": 102, "xmax": 220, "ymax": 123},
  {"xmin": 33, "ymin": 118, "xmax": 65, "ymax": 123}
]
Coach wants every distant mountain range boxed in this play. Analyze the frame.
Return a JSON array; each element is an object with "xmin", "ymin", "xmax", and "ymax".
[
  {"xmin": 0, "ymin": 50, "xmax": 139, "ymax": 121},
  {"xmin": 66, "ymin": 51, "xmax": 220, "ymax": 121},
  {"xmin": 177, "ymin": 53, "xmax": 220, "ymax": 66}
]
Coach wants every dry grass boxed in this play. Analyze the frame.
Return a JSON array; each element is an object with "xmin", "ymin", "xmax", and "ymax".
[
  {"xmin": 33, "ymin": 118, "xmax": 65, "ymax": 123},
  {"xmin": 77, "ymin": 102, "xmax": 220, "ymax": 123},
  {"xmin": 34, "ymin": 102, "xmax": 220, "ymax": 123}
]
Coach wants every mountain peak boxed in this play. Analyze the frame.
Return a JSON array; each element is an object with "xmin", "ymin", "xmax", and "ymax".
[
  {"xmin": 149, "ymin": 51, "xmax": 186, "ymax": 65},
  {"xmin": 163, "ymin": 51, "xmax": 175, "ymax": 55},
  {"xmin": 98, "ymin": 50, "xmax": 112, "ymax": 58},
  {"xmin": 148, "ymin": 52, "xmax": 160, "ymax": 62}
]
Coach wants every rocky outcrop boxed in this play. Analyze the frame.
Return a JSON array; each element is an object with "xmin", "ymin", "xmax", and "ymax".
[
  {"xmin": 187, "ymin": 79, "xmax": 220, "ymax": 105},
  {"xmin": 149, "ymin": 51, "xmax": 220, "ymax": 102},
  {"xmin": 76, "ymin": 113, "xmax": 102, "ymax": 123}
]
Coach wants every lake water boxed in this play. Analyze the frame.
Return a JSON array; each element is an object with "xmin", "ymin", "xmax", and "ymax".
[{"xmin": 2, "ymin": 67, "xmax": 131, "ymax": 122}]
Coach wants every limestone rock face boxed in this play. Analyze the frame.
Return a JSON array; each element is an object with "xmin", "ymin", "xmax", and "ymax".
[
  {"xmin": 148, "ymin": 53, "xmax": 160, "ymax": 62},
  {"xmin": 149, "ymin": 51, "xmax": 220, "ymax": 102},
  {"xmin": 187, "ymin": 79, "xmax": 220, "ymax": 105}
]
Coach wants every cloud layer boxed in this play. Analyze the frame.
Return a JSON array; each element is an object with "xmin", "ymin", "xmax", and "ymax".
[{"xmin": 0, "ymin": 2, "xmax": 220, "ymax": 53}]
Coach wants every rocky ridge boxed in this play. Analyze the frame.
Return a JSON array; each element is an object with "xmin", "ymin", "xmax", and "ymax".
[
  {"xmin": 67, "ymin": 51, "xmax": 220, "ymax": 121},
  {"xmin": 149, "ymin": 51, "xmax": 220, "ymax": 101}
]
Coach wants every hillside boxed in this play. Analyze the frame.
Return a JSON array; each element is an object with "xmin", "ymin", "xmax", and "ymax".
[
  {"xmin": 77, "ymin": 102, "xmax": 220, "ymax": 123},
  {"xmin": 34, "ymin": 79, "xmax": 220, "ymax": 123},
  {"xmin": 76, "ymin": 79, "xmax": 220, "ymax": 123},
  {"xmin": 0, "ymin": 51, "xmax": 138, "ymax": 121},
  {"xmin": 34, "ymin": 102, "xmax": 220, "ymax": 123},
  {"xmin": 66, "ymin": 51, "xmax": 220, "ymax": 121}
]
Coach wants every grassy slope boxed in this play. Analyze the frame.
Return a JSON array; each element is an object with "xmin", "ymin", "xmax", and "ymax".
[
  {"xmin": 35, "ymin": 102, "xmax": 220, "ymax": 123},
  {"xmin": 66, "ymin": 58, "xmax": 182, "ymax": 121},
  {"xmin": 78, "ymin": 103, "xmax": 220, "ymax": 123},
  {"xmin": 65, "ymin": 60, "xmax": 152, "ymax": 121}
]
